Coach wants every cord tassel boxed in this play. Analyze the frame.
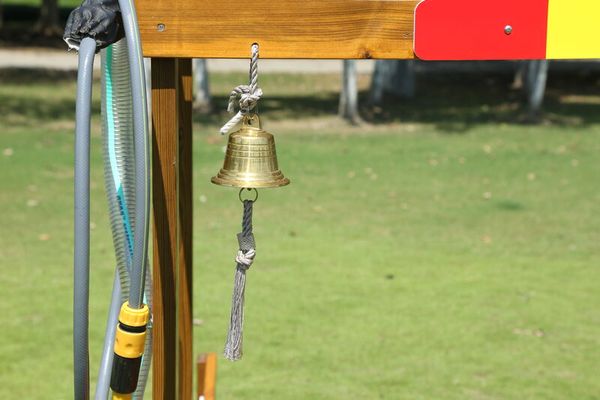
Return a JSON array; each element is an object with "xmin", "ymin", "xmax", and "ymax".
[{"xmin": 224, "ymin": 199, "xmax": 255, "ymax": 361}]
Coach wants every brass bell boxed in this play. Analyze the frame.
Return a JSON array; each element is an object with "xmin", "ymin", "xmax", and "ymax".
[{"xmin": 211, "ymin": 114, "xmax": 290, "ymax": 188}]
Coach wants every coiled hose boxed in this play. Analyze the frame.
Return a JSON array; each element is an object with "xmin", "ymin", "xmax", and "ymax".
[
  {"xmin": 95, "ymin": 39, "xmax": 152, "ymax": 400},
  {"xmin": 117, "ymin": 0, "xmax": 150, "ymax": 310},
  {"xmin": 102, "ymin": 40, "xmax": 134, "ymax": 301},
  {"xmin": 73, "ymin": 0, "xmax": 151, "ymax": 395}
]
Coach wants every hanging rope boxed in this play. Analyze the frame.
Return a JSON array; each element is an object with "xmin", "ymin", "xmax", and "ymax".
[
  {"xmin": 224, "ymin": 196, "xmax": 257, "ymax": 361},
  {"xmin": 220, "ymin": 44, "xmax": 263, "ymax": 135}
]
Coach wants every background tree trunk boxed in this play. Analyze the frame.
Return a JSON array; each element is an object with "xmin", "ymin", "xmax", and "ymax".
[
  {"xmin": 193, "ymin": 58, "xmax": 212, "ymax": 112},
  {"xmin": 339, "ymin": 60, "xmax": 360, "ymax": 123},
  {"xmin": 369, "ymin": 60, "xmax": 393, "ymax": 106},
  {"xmin": 36, "ymin": 0, "xmax": 61, "ymax": 36},
  {"xmin": 390, "ymin": 60, "xmax": 416, "ymax": 99},
  {"xmin": 369, "ymin": 60, "xmax": 416, "ymax": 106},
  {"xmin": 511, "ymin": 61, "xmax": 527, "ymax": 90},
  {"xmin": 525, "ymin": 60, "xmax": 549, "ymax": 120},
  {"xmin": 0, "ymin": 0, "xmax": 4, "ymax": 31}
]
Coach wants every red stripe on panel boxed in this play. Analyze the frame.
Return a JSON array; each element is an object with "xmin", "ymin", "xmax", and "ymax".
[{"xmin": 414, "ymin": 0, "xmax": 549, "ymax": 60}]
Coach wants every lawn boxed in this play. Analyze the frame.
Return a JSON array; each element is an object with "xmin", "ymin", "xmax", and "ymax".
[{"xmin": 0, "ymin": 67, "xmax": 599, "ymax": 399}]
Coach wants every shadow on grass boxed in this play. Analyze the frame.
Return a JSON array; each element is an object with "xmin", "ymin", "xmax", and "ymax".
[
  {"xmin": 3, "ymin": 66, "xmax": 600, "ymax": 132},
  {"xmin": 194, "ymin": 95, "xmax": 340, "ymax": 126},
  {"xmin": 0, "ymin": 68, "xmax": 98, "ymax": 125},
  {"xmin": 197, "ymin": 70, "xmax": 600, "ymax": 133},
  {"xmin": 0, "ymin": 68, "xmax": 76, "ymax": 83},
  {"xmin": 367, "ymin": 72, "xmax": 600, "ymax": 132},
  {"xmin": 0, "ymin": 93, "xmax": 88, "ymax": 125}
]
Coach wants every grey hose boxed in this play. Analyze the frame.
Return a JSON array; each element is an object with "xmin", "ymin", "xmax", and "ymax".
[
  {"xmin": 94, "ymin": 272, "xmax": 123, "ymax": 400},
  {"xmin": 70, "ymin": 0, "xmax": 150, "ymax": 397},
  {"xmin": 94, "ymin": 40, "xmax": 131, "ymax": 400},
  {"xmin": 105, "ymin": 1, "xmax": 153, "ymax": 386},
  {"xmin": 97, "ymin": 39, "xmax": 152, "ymax": 399},
  {"xmin": 74, "ymin": 36, "xmax": 97, "ymax": 400},
  {"xmin": 117, "ymin": 0, "xmax": 150, "ymax": 309},
  {"xmin": 101, "ymin": 39, "xmax": 134, "ymax": 299}
]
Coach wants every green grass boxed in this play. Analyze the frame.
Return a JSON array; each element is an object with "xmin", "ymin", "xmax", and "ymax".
[{"xmin": 0, "ymin": 68, "xmax": 599, "ymax": 399}]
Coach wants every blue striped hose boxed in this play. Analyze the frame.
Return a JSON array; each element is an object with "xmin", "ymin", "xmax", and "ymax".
[{"xmin": 96, "ymin": 40, "xmax": 152, "ymax": 400}]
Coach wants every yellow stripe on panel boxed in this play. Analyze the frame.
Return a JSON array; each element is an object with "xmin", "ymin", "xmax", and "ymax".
[{"xmin": 547, "ymin": 0, "xmax": 600, "ymax": 59}]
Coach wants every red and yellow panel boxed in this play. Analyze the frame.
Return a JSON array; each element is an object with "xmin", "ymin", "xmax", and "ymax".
[{"xmin": 414, "ymin": 0, "xmax": 600, "ymax": 60}]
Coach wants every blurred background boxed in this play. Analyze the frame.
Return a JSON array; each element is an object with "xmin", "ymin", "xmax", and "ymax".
[{"xmin": 1, "ymin": 1, "xmax": 599, "ymax": 399}]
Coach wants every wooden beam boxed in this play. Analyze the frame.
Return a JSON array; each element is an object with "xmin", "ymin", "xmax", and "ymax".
[
  {"xmin": 136, "ymin": 0, "xmax": 418, "ymax": 59},
  {"xmin": 152, "ymin": 57, "xmax": 193, "ymax": 400},
  {"xmin": 197, "ymin": 353, "xmax": 217, "ymax": 400},
  {"xmin": 152, "ymin": 57, "xmax": 178, "ymax": 400},
  {"xmin": 177, "ymin": 58, "xmax": 193, "ymax": 400}
]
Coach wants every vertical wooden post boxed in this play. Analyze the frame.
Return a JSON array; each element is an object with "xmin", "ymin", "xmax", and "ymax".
[
  {"xmin": 152, "ymin": 57, "xmax": 178, "ymax": 400},
  {"xmin": 178, "ymin": 58, "xmax": 194, "ymax": 400},
  {"xmin": 197, "ymin": 353, "xmax": 217, "ymax": 400},
  {"xmin": 152, "ymin": 57, "xmax": 193, "ymax": 400}
]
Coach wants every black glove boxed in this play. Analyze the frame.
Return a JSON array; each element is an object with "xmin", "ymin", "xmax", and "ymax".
[{"xmin": 63, "ymin": 0, "xmax": 124, "ymax": 51}]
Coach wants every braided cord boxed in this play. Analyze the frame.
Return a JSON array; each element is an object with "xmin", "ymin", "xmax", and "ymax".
[
  {"xmin": 249, "ymin": 43, "xmax": 259, "ymax": 96},
  {"xmin": 242, "ymin": 199, "xmax": 253, "ymax": 236},
  {"xmin": 224, "ymin": 199, "xmax": 256, "ymax": 361}
]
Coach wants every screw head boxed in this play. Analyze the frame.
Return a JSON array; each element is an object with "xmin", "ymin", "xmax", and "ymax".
[
  {"xmin": 157, "ymin": 23, "xmax": 166, "ymax": 32},
  {"xmin": 504, "ymin": 25, "xmax": 513, "ymax": 35}
]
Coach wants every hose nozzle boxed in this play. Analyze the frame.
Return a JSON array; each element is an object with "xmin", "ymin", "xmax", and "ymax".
[{"xmin": 110, "ymin": 302, "xmax": 150, "ymax": 397}]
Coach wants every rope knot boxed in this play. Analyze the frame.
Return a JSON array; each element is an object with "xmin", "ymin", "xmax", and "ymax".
[
  {"xmin": 220, "ymin": 44, "xmax": 262, "ymax": 135},
  {"xmin": 220, "ymin": 86, "xmax": 263, "ymax": 135},
  {"xmin": 231, "ymin": 86, "xmax": 263, "ymax": 114},
  {"xmin": 235, "ymin": 248, "xmax": 256, "ymax": 271}
]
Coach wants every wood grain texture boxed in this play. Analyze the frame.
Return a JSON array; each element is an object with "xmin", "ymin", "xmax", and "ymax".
[
  {"xmin": 177, "ymin": 58, "xmax": 193, "ymax": 400},
  {"xmin": 197, "ymin": 353, "xmax": 217, "ymax": 400},
  {"xmin": 135, "ymin": 0, "xmax": 418, "ymax": 59},
  {"xmin": 152, "ymin": 58, "xmax": 179, "ymax": 400}
]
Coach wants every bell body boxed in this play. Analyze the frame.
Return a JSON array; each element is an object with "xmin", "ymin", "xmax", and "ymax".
[{"xmin": 212, "ymin": 115, "xmax": 290, "ymax": 188}]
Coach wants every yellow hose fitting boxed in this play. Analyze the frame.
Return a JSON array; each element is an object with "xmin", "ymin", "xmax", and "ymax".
[
  {"xmin": 114, "ymin": 326, "xmax": 146, "ymax": 358},
  {"xmin": 119, "ymin": 302, "xmax": 149, "ymax": 327},
  {"xmin": 110, "ymin": 302, "xmax": 150, "ymax": 394},
  {"xmin": 113, "ymin": 302, "xmax": 149, "ymax": 358}
]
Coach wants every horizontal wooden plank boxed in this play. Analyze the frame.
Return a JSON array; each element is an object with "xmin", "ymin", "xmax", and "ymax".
[{"xmin": 135, "ymin": 0, "xmax": 418, "ymax": 59}]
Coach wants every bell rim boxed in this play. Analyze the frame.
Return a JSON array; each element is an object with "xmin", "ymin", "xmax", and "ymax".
[{"xmin": 210, "ymin": 175, "xmax": 290, "ymax": 189}]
